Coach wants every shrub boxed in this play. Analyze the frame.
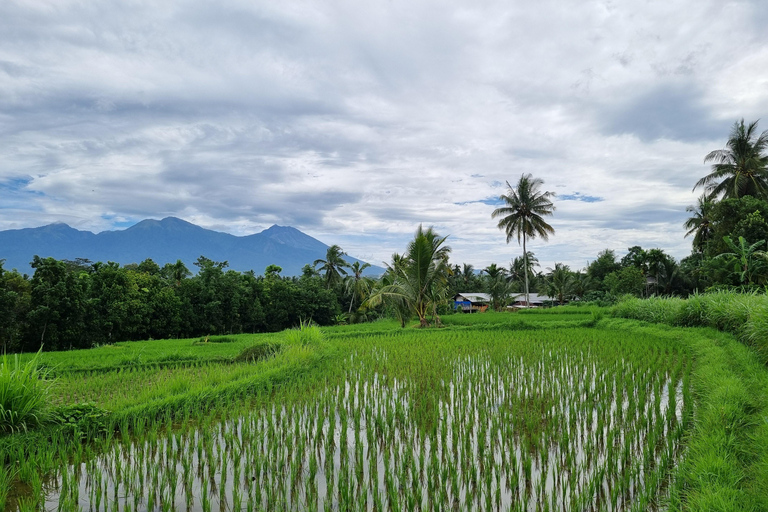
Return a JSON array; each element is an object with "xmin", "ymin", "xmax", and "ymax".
[
  {"xmin": 234, "ymin": 342, "xmax": 281, "ymax": 363},
  {"xmin": 0, "ymin": 349, "xmax": 53, "ymax": 433}
]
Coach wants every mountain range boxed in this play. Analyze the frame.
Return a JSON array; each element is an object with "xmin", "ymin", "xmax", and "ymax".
[{"xmin": 0, "ymin": 217, "xmax": 384, "ymax": 276}]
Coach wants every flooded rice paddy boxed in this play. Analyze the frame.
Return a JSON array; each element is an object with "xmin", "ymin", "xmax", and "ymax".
[{"xmin": 30, "ymin": 333, "xmax": 691, "ymax": 512}]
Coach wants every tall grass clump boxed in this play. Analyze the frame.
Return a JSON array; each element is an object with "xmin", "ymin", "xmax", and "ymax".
[
  {"xmin": 284, "ymin": 319, "xmax": 325, "ymax": 348},
  {"xmin": 612, "ymin": 295, "xmax": 686, "ymax": 325},
  {"xmin": 613, "ymin": 291, "xmax": 768, "ymax": 363},
  {"xmin": 0, "ymin": 350, "xmax": 53, "ymax": 433}
]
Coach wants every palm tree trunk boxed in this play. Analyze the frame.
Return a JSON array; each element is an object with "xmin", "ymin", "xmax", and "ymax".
[{"xmin": 523, "ymin": 235, "xmax": 529, "ymax": 307}]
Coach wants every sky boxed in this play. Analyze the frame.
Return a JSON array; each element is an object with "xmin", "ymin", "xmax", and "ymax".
[{"xmin": 2, "ymin": 0, "xmax": 768, "ymax": 272}]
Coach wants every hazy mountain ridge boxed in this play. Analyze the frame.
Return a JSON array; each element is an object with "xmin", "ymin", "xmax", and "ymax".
[{"xmin": 0, "ymin": 217, "xmax": 383, "ymax": 276}]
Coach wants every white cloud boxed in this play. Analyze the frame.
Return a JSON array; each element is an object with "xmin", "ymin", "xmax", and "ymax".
[{"xmin": 1, "ymin": 0, "xmax": 767, "ymax": 269}]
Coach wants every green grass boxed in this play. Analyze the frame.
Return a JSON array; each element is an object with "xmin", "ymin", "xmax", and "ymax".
[
  {"xmin": 612, "ymin": 291, "xmax": 768, "ymax": 363},
  {"xmin": 0, "ymin": 350, "xmax": 53, "ymax": 433}
]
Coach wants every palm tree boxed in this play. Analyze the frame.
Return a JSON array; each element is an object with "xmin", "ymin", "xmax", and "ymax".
[
  {"xmin": 510, "ymin": 251, "xmax": 538, "ymax": 289},
  {"xmin": 344, "ymin": 261, "xmax": 373, "ymax": 314},
  {"xmin": 366, "ymin": 225, "xmax": 452, "ymax": 327},
  {"xmin": 492, "ymin": 174, "xmax": 556, "ymax": 307},
  {"xmin": 684, "ymin": 194, "xmax": 715, "ymax": 253},
  {"xmin": 545, "ymin": 263, "xmax": 574, "ymax": 305},
  {"xmin": 483, "ymin": 264, "xmax": 512, "ymax": 311},
  {"xmin": 695, "ymin": 119, "xmax": 768, "ymax": 200},
  {"xmin": 571, "ymin": 271, "xmax": 592, "ymax": 300},
  {"xmin": 313, "ymin": 245, "xmax": 350, "ymax": 289},
  {"xmin": 460, "ymin": 263, "xmax": 476, "ymax": 289}
]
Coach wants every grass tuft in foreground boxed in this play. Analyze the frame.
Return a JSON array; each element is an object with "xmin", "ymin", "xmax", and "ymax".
[{"xmin": 0, "ymin": 350, "xmax": 53, "ymax": 434}]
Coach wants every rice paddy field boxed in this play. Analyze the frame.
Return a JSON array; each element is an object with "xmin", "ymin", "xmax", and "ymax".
[{"xmin": 3, "ymin": 308, "xmax": 768, "ymax": 511}]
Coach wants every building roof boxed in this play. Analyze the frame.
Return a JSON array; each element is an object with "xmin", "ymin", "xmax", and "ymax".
[
  {"xmin": 511, "ymin": 293, "xmax": 554, "ymax": 303},
  {"xmin": 454, "ymin": 292, "xmax": 491, "ymax": 302}
]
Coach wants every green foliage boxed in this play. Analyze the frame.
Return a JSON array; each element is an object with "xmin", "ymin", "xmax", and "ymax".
[
  {"xmin": 587, "ymin": 249, "xmax": 621, "ymax": 287},
  {"xmin": 545, "ymin": 263, "xmax": 575, "ymax": 304},
  {"xmin": 714, "ymin": 235, "xmax": 768, "ymax": 285},
  {"xmin": 704, "ymin": 196, "xmax": 768, "ymax": 257},
  {"xmin": 0, "ymin": 349, "xmax": 53, "ymax": 433},
  {"xmin": 313, "ymin": 245, "xmax": 350, "ymax": 289},
  {"xmin": 604, "ymin": 266, "xmax": 646, "ymax": 297},
  {"xmin": 367, "ymin": 225, "xmax": 452, "ymax": 328},
  {"xmin": 695, "ymin": 118, "xmax": 768, "ymax": 201},
  {"xmin": 52, "ymin": 402, "xmax": 110, "ymax": 438}
]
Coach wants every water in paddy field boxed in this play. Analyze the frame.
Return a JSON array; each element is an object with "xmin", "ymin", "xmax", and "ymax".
[{"xmin": 14, "ymin": 347, "xmax": 689, "ymax": 511}]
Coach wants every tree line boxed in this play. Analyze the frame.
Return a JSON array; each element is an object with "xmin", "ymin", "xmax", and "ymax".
[{"xmin": 0, "ymin": 256, "xmax": 341, "ymax": 352}]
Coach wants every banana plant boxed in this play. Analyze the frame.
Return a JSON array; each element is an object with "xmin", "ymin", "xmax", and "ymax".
[{"xmin": 714, "ymin": 235, "xmax": 767, "ymax": 285}]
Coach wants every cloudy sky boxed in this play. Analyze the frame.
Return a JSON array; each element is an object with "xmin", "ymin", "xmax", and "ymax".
[{"xmin": 2, "ymin": 0, "xmax": 767, "ymax": 271}]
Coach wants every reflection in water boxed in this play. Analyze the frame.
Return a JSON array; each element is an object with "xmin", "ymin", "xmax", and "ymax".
[{"xmin": 33, "ymin": 347, "xmax": 688, "ymax": 511}]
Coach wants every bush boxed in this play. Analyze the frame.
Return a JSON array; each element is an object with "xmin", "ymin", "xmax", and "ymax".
[
  {"xmin": 0, "ymin": 349, "xmax": 53, "ymax": 433},
  {"xmin": 234, "ymin": 342, "xmax": 281, "ymax": 363}
]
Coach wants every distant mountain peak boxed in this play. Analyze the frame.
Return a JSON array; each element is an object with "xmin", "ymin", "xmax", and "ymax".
[
  {"xmin": 126, "ymin": 217, "xmax": 201, "ymax": 232},
  {"xmin": 0, "ymin": 217, "xmax": 384, "ymax": 276}
]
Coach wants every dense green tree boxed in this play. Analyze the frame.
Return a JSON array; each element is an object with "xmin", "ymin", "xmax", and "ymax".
[
  {"xmin": 701, "ymin": 196, "xmax": 768, "ymax": 257},
  {"xmin": 161, "ymin": 259, "xmax": 191, "ymax": 286},
  {"xmin": 621, "ymin": 246, "xmax": 648, "ymax": 272},
  {"xmin": 510, "ymin": 252, "xmax": 539, "ymax": 293},
  {"xmin": 492, "ymin": 174, "xmax": 555, "ymax": 307},
  {"xmin": 0, "ymin": 261, "xmax": 31, "ymax": 352},
  {"xmin": 26, "ymin": 256, "xmax": 89, "ymax": 351},
  {"xmin": 570, "ymin": 271, "xmax": 593, "ymax": 300},
  {"xmin": 695, "ymin": 119, "xmax": 768, "ymax": 201},
  {"xmin": 587, "ymin": 250, "xmax": 621, "ymax": 290},
  {"xmin": 604, "ymin": 266, "xmax": 646, "ymax": 297}
]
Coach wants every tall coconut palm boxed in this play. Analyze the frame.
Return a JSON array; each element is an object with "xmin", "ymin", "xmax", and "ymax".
[
  {"xmin": 366, "ymin": 225, "xmax": 452, "ymax": 327},
  {"xmin": 684, "ymin": 194, "xmax": 715, "ymax": 253},
  {"xmin": 492, "ymin": 174, "xmax": 556, "ymax": 307},
  {"xmin": 344, "ymin": 261, "xmax": 373, "ymax": 314},
  {"xmin": 695, "ymin": 119, "xmax": 768, "ymax": 200},
  {"xmin": 313, "ymin": 245, "xmax": 350, "ymax": 289}
]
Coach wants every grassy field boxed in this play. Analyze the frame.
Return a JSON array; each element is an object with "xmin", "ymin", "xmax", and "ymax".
[{"xmin": 2, "ymin": 308, "xmax": 767, "ymax": 510}]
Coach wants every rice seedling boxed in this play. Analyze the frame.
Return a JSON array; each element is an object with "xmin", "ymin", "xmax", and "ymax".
[{"xmin": 22, "ymin": 325, "xmax": 693, "ymax": 511}]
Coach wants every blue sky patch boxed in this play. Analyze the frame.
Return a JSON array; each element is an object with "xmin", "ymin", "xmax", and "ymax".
[
  {"xmin": 455, "ymin": 196, "xmax": 504, "ymax": 206},
  {"xmin": 559, "ymin": 192, "xmax": 603, "ymax": 203}
]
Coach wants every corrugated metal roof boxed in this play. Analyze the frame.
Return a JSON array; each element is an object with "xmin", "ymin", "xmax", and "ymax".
[{"xmin": 454, "ymin": 292, "xmax": 491, "ymax": 302}]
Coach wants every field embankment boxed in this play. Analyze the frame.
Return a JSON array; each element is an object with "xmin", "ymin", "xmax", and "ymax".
[
  {"xmin": 612, "ymin": 294, "xmax": 768, "ymax": 510},
  {"xmin": 612, "ymin": 291, "xmax": 768, "ymax": 363}
]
